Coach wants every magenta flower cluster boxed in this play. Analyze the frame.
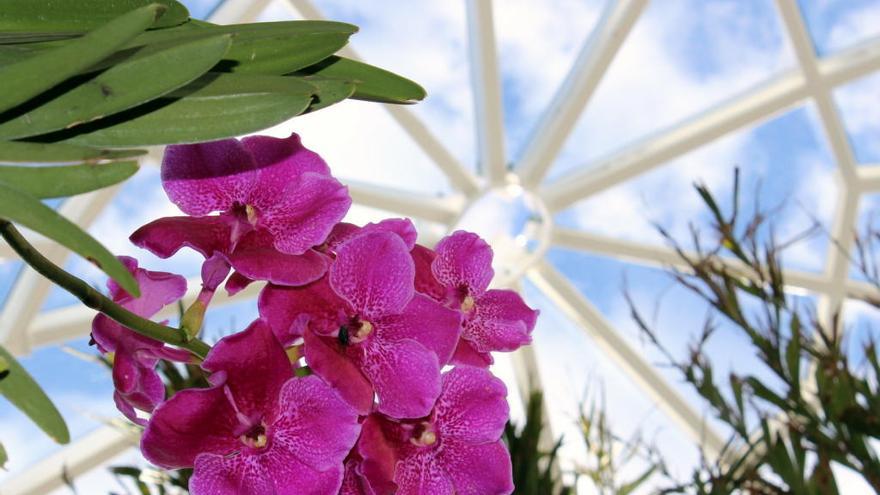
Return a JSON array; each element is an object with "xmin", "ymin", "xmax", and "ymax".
[{"xmin": 92, "ymin": 134, "xmax": 538, "ymax": 494}]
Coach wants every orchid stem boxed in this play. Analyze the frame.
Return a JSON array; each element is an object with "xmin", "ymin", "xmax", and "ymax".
[{"xmin": 0, "ymin": 221, "xmax": 211, "ymax": 359}]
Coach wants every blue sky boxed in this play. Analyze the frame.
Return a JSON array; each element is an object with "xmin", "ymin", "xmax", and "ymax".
[{"xmin": 2, "ymin": 0, "xmax": 880, "ymax": 492}]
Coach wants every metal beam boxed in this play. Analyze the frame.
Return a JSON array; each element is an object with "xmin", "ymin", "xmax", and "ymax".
[
  {"xmin": 526, "ymin": 260, "xmax": 726, "ymax": 457},
  {"xmin": 465, "ymin": 0, "xmax": 508, "ymax": 186},
  {"xmin": 0, "ymin": 425, "xmax": 138, "ymax": 495},
  {"xmin": 775, "ymin": 0, "xmax": 861, "ymax": 346},
  {"xmin": 540, "ymin": 36, "xmax": 880, "ymax": 213},
  {"xmin": 540, "ymin": 71, "xmax": 809, "ymax": 212},
  {"xmin": 551, "ymin": 227, "xmax": 880, "ymax": 302},
  {"xmin": 347, "ymin": 180, "xmax": 463, "ymax": 225},
  {"xmin": 286, "ymin": 0, "xmax": 483, "ymax": 198},
  {"xmin": 857, "ymin": 166, "xmax": 880, "ymax": 192},
  {"xmin": 516, "ymin": 0, "xmax": 648, "ymax": 188}
]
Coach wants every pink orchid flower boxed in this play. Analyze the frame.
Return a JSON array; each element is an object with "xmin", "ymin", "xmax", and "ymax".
[
  {"xmin": 90, "ymin": 256, "xmax": 189, "ymax": 424},
  {"xmin": 141, "ymin": 320, "xmax": 360, "ymax": 495},
  {"xmin": 259, "ymin": 231, "xmax": 461, "ymax": 419},
  {"xmin": 130, "ymin": 133, "xmax": 351, "ymax": 289},
  {"xmin": 356, "ymin": 366, "xmax": 514, "ymax": 495},
  {"xmin": 413, "ymin": 231, "xmax": 538, "ymax": 367}
]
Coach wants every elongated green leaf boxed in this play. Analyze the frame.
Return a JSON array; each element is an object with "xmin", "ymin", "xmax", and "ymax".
[
  {"xmin": 0, "ymin": 182, "xmax": 138, "ymax": 295},
  {"xmin": 0, "ymin": 440, "xmax": 6, "ymax": 469},
  {"xmin": 0, "ymin": 161, "xmax": 138, "ymax": 199},
  {"xmin": 63, "ymin": 73, "xmax": 315, "ymax": 146},
  {"xmin": 0, "ymin": 141, "xmax": 145, "ymax": 163},
  {"xmin": 0, "ymin": 34, "xmax": 232, "ymax": 139},
  {"xmin": 91, "ymin": 21, "xmax": 356, "ymax": 75},
  {"xmin": 0, "ymin": 344, "xmax": 69, "ymax": 444},
  {"xmin": 302, "ymin": 77, "xmax": 357, "ymax": 112},
  {"xmin": 0, "ymin": 0, "xmax": 189, "ymax": 33},
  {"xmin": 295, "ymin": 56, "xmax": 426, "ymax": 103},
  {"xmin": 0, "ymin": 44, "xmax": 40, "ymax": 67},
  {"xmin": 134, "ymin": 19, "xmax": 356, "ymax": 43},
  {"xmin": 0, "ymin": 4, "xmax": 164, "ymax": 114}
]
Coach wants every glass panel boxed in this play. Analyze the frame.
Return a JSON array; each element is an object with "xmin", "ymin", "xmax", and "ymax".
[
  {"xmin": 494, "ymin": 0, "xmax": 606, "ymax": 161},
  {"xmin": 287, "ymin": 0, "xmax": 478, "ymax": 176},
  {"xmin": 0, "ymin": 337, "xmax": 115, "ymax": 479},
  {"xmin": 797, "ymin": 0, "xmax": 880, "ymax": 57},
  {"xmin": 180, "ymin": 0, "xmax": 226, "ymax": 20},
  {"xmin": 547, "ymin": 0, "xmax": 796, "ymax": 182},
  {"xmin": 554, "ymin": 104, "xmax": 838, "ymax": 274},
  {"xmin": 834, "ymin": 72, "xmax": 880, "ymax": 165}
]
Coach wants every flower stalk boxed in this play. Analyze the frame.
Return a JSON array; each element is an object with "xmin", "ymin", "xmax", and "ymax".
[{"xmin": 0, "ymin": 220, "xmax": 211, "ymax": 359}]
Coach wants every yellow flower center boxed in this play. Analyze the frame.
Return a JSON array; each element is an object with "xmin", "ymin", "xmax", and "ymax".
[
  {"xmin": 461, "ymin": 295, "xmax": 476, "ymax": 313},
  {"xmin": 240, "ymin": 423, "xmax": 268, "ymax": 449},
  {"xmin": 354, "ymin": 320, "xmax": 373, "ymax": 340},
  {"xmin": 245, "ymin": 204, "xmax": 258, "ymax": 225},
  {"xmin": 410, "ymin": 422, "xmax": 437, "ymax": 447}
]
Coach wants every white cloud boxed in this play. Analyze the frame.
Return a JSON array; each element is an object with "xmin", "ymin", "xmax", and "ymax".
[
  {"xmin": 834, "ymin": 71, "xmax": 880, "ymax": 164},
  {"xmin": 827, "ymin": 2, "xmax": 880, "ymax": 54}
]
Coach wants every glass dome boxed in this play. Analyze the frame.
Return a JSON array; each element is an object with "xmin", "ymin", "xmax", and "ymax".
[{"xmin": 1, "ymin": 0, "xmax": 880, "ymax": 493}]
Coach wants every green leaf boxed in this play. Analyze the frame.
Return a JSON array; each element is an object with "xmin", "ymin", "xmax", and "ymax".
[
  {"xmin": 63, "ymin": 73, "xmax": 315, "ymax": 146},
  {"xmin": 0, "ymin": 140, "xmax": 145, "ymax": 162},
  {"xmin": 301, "ymin": 77, "xmax": 356, "ymax": 112},
  {"xmin": 786, "ymin": 315, "xmax": 802, "ymax": 390},
  {"xmin": 0, "ymin": 182, "xmax": 138, "ymax": 295},
  {"xmin": 0, "ymin": 440, "xmax": 6, "ymax": 468},
  {"xmin": 0, "ymin": 161, "xmax": 138, "ymax": 199},
  {"xmin": 0, "ymin": 0, "xmax": 189, "ymax": 33},
  {"xmin": 121, "ymin": 21, "xmax": 356, "ymax": 75},
  {"xmin": 0, "ymin": 34, "xmax": 232, "ymax": 139},
  {"xmin": 0, "ymin": 344, "xmax": 69, "ymax": 444},
  {"xmin": 0, "ymin": 4, "xmax": 165, "ymax": 114},
  {"xmin": 295, "ymin": 56, "xmax": 426, "ymax": 103}
]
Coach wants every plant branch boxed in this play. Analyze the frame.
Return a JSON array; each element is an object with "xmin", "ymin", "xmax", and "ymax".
[{"xmin": 0, "ymin": 220, "xmax": 210, "ymax": 359}]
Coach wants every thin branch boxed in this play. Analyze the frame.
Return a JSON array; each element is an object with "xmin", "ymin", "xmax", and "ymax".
[{"xmin": 0, "ymin": 221, "xmax": 210, "ymax": 358}]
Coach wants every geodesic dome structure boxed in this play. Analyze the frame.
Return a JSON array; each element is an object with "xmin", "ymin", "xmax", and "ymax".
[{"xmin": 1, "ymin": 0, "xmax": 880, "ymax": 492}]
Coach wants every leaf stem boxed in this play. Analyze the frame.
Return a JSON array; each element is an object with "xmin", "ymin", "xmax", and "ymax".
[{"xmin": 0, "ymin": 220, "xmax": 210, "ymax": 359}]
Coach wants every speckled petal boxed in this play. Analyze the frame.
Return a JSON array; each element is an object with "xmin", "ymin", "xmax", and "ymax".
[
  {"xmin": 162, "ymin": 139, "xmax": 257, "ymax": 216},
  {"xmin": 303, "ymin": 328, "xmax": 374, "ymax": 416},
  {"xmin": 395, "ymin": 451, "xmax": 453, "ymax": 495},
  {"xmin": 435, "ymin": 366, "xmax": 509, "ymax": 444},
  {"xmin": 327, "ymin": 218, "xmax": 417, "ymax": 252},
  {"xmin": 466, "ymin": 289, "xmax": 536, "ymax": 353},
  {"xmin": 438, "ymin": 440, "xmax": 513, "ymax": 495},
  {"xmin": 270, "ymin": 375, "xmax": 360, "ymax": 472},
  {"xmin": 259, "ymin": 277, "xmax": 347, "ymax": 341},
  {"xmin": 357, "ymin": 415, "xmax": 398, "ymax": 495},
  {"xmin": 260, "ymin": 172, "xmax": 351, "ymax": 255},
  {"xmin": 411, "ymin": 244, "xmax": 446, "ymax": 303},
  {"xmin": 229, "ymin": 231, "xmax": 330, "ymax": 286},
  {"xmin": 201, "ymin": 320, "xmax": 293, "ymax": 421},
  {"xmin": 359, "ymin": 337, "xmax": 441, "ymax": 419},
  {"xmin": 449, "ymin": 339, "xmax": 493, "ymax": 368},
  {"xmin": 432, "ymin": 231, "xmax": 494, "ymax": 297},
  {"xmin": 141, "ymin": 384, "xmax": 240, "ymax": 469},
  {"xmin": 377, "ymin": 293, "xmax": 461, "ymax": 366},
  {"xmin": 330, "ymin": 232, "xmax": 414, "ymax": 320}
]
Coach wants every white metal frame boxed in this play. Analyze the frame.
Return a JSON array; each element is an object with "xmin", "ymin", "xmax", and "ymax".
[{"xmin": 3, "ymin": 0, "xmax": 880, "ymax": 493}]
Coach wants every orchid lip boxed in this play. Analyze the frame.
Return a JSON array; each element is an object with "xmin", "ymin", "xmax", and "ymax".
[
  {"xmin": 340, "ymin": 319, "xmax": 374, "ymax": 345},
  {"xmin": 239, "ymin": 422, "xmax": 269, "ymax": 449},
  {"xmin": 409, "ymin": 421, "xmax": 438, "ymax": 447},
  {"xmin": 460, "ymin": 295, "xmax": 476, "ymax": 313}
]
